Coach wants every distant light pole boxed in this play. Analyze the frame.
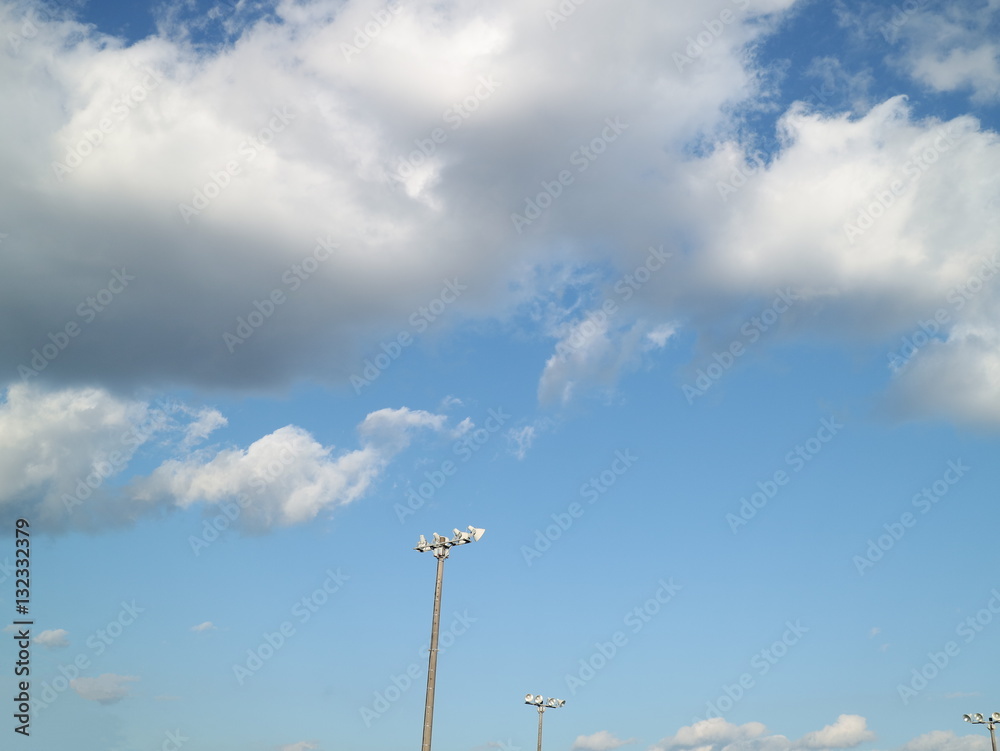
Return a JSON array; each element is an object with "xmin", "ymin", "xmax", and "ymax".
[
  {"xmin": 964, "ymin": 712, "xmax": 1000, "ymax": 751},
  {"xmin": 414, "ymin": 526, "xmax": 485, "ymax": 751},
  {"xmin": 524, "ymin": 694, "xmax": 565, "ymax": 751}
]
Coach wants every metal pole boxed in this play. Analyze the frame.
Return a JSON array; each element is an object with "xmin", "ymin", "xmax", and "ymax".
[
  {"xmin": 421, "ymin": 553, "xmax": 446, "ymax": 751},
  {"xmin": 537, "ymin": 705, "xmax": 544, "ymax": 751},
  {"xmin": 989, "ymin": 723, "xmax": 997, "ymax": 751}
]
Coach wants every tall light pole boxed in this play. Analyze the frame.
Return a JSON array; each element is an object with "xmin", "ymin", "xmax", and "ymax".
[
  {"xmin": 524, "ymin": 694, "xmax": 565, "ymax": 751},
  {"xmin": 414, "ymin": 526, "xmax": 485, "ymax": 751},
  {"xmin": 964, "ymin": 712, "xmax": 1000, "ymax": 751}
]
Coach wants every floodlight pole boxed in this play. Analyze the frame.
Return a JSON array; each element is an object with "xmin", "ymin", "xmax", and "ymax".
[
  {"xmin": 535, "ymin": 704, "xmax": 545, "ymax": 751},
  {"xmin": 524, "ymin": 696, "xmax": 565, "ymax": 751},
  {"xmin": 964, "ymin": 714, "xmax": 1000, "ymax": 751},
  {"xmin": 414, "ymin": 527, "xmax": 485, "ymax": 751},
  {"xmin": 421, "ymin": 549, "xmax": 446, "ymax": 751}
]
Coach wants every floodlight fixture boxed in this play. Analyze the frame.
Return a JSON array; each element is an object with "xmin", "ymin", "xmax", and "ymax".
[
  {"xmin": 414, "ymin": 526, "xmax": 486, "ymax": 559},
  {"xmin": 962, "ymin": 711, "xmax": 1000, "ymax": 751}
]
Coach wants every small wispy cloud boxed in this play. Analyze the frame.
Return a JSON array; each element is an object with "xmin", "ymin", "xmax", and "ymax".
[{"xmin": 34, "ymin": 629, "xmax": 70, "ymax": 648}]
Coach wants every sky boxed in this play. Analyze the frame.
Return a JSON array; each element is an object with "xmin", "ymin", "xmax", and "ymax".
[{"xmin": 1, "ymin": 0, "xmax": 1000, "ymax": 749}]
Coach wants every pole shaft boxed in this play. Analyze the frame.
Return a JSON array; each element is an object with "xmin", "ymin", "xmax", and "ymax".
[
  {"xmin": 990, "ymin": 724, "xmax": 997, "ymax": 751},
  {"xmin": 537, "ymin": 706, "xmax": 544, "ymax": 751},
  {"xmin": 421, "ymin": 554, "xmax": 446, "ymax": 751}
]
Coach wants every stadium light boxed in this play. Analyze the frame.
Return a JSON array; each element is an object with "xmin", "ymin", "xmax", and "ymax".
[
  {"xmin": 415, "ymin": 527, "xmax": 485, "ymax": 751},
  {"xmin": 964, "ymin": 712, "xmax": 1000, "ymax": 751},
  {"xmin": 524, "ymin": 694, "xmax": 565, "ymax": 751}
]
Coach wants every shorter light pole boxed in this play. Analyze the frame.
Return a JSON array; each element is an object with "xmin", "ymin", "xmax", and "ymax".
[
  {"xmin": 963, "ymin": 713, "xmax": 1000, "ymax": 751},
  {"xmin": 524, "ymin": 694, "xmax": 565, "ymax": 751}
]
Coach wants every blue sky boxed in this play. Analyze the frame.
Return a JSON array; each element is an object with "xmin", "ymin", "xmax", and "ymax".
[{"xmin": 2, "ymin": 1, "xmax": 1000, "ymax": 750}]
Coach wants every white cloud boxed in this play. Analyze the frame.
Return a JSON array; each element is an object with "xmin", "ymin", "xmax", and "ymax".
[
  {"xmin": 0, "ymin": 383, "xmax": 448, "ymax": 532},
  {"xmin": 71, "ymin": 673, "xmax": 138, "ymax": 704},
  {"xmin": 573, "ymin": 730, "xmax": 636, "ymax": 751},
  {"xmin": 654, "ymin": 718, "xmax": 768, "ymax": 751},
  {"xmin": 896, "ymin": 731, "xmax": 990, "ymax": 751},
  {"xmin": 0, "ymin": 0, "xmax": 997, "ymax": 428},
  {"xmin": 885, "ymin": 324, "xmax": 1000, "ymax": 424},
  {"xmin": 279, "ymin": 743, "xmax": 319, "ymax": 751},
  {"xmin": 0, "ymin": 0, "xmax": 795, "ymax": 398},
  {"xmin": 34, "ymin": 628, "xmax": 70, "ymax": 648},
  {"xmin": 0, "ymin": 384, "xmax": 177, "ymax": 529},
  {"xmin": 131, "ymin": 406, "xmax": 448, "ymax": 530},
  {"xmin": 538, "ymin": 314, "xmax": 670, "ymax": 405},
  {"xmin": 180, "ymin": 407, "xmax": 228, "ymax": 449},
  {"xmin": 881, "ymin": 2, "xmax": 1000, "ymax": 103},
  {"xmin": 190, "ymin": 621, "xmax": 216, "ymax": 632},
  {"xmin": 506, "ymin": 425, "xmax": 536, "ymax": 460},
  {"xmin": 646, "ymin": 323, "xmax": 678, "ymax": 350},
  {"xmin": 797, "ymin": 715, "xmax": 875, "ymax": 749},
  {"xmin": 652, "ymin": 716, "xmax": 874, "ymax": 751},
  {"xmin": 671, "ymin": 95, "xmax": 1000, "ymax": 422}
]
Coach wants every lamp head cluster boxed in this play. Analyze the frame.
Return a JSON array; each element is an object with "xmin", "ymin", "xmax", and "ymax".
[
  {"xmin": 415, "ymin": 526, "xmax": 486, "ymax": 558},
  {"xmin": 524, "ymin": 694, "xmax": 565, "ymax": 710},
  {"xmin": 964, "ymin": 713, "xmax": 1000, "ymax": 724}
]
